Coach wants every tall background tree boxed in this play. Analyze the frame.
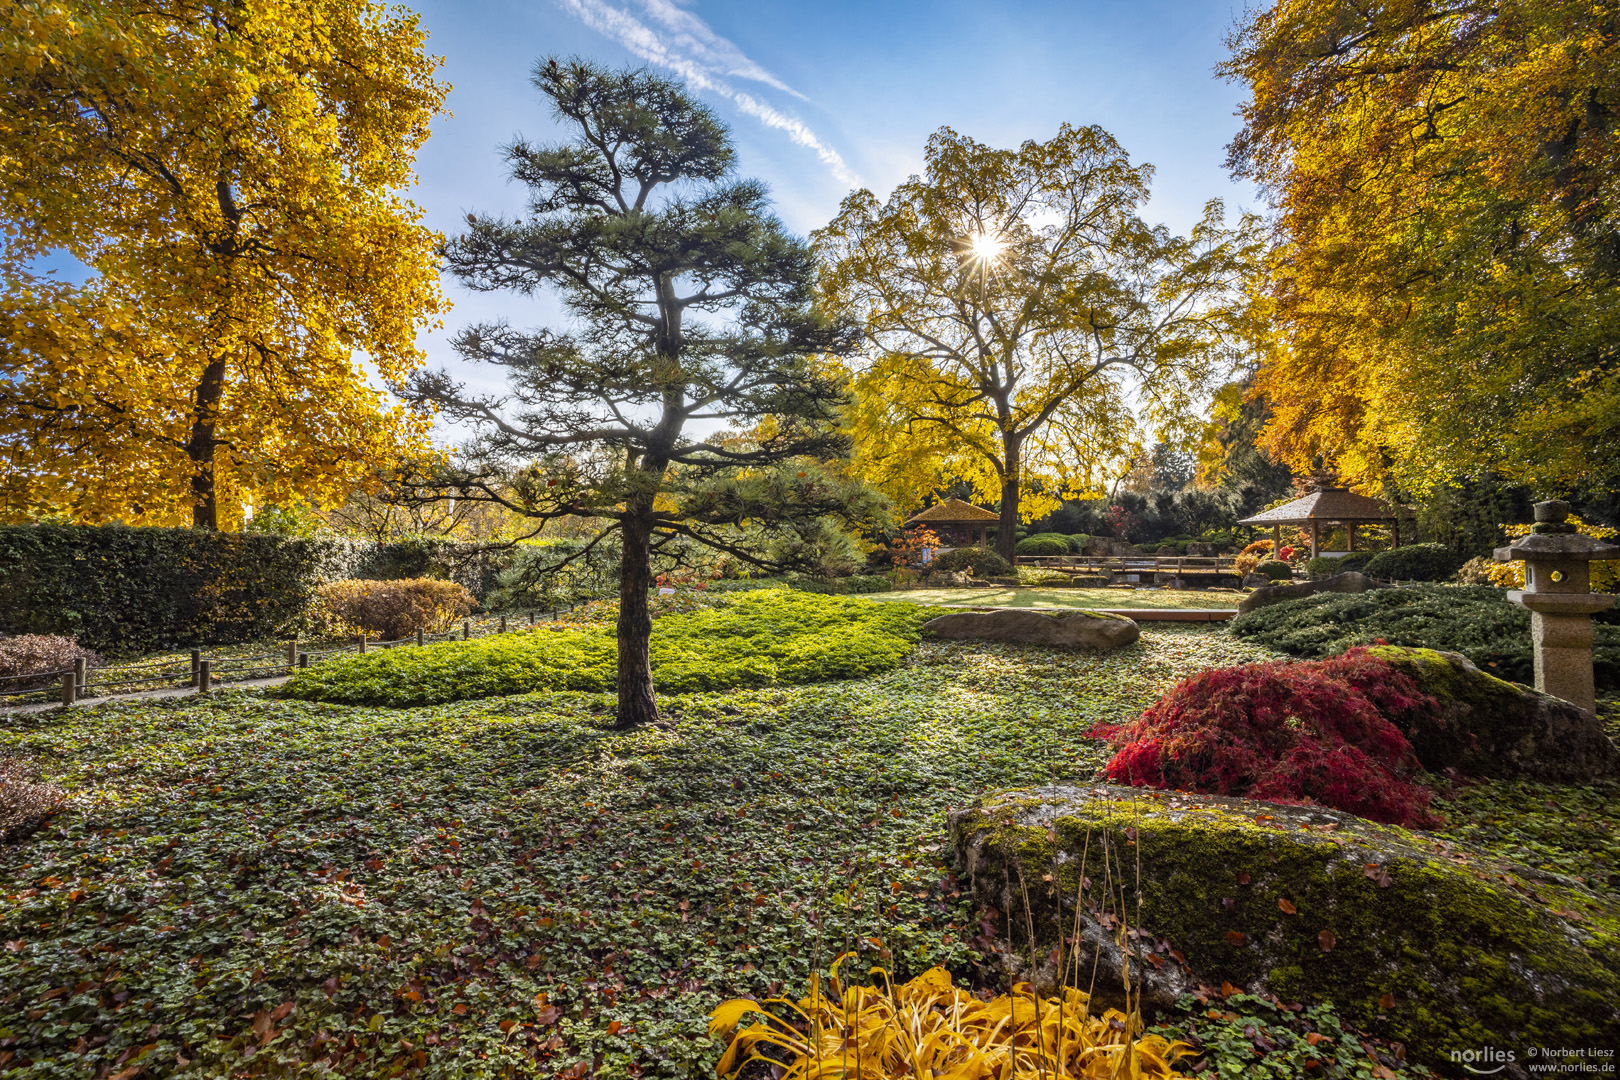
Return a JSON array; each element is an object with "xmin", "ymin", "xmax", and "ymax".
[
  {"xmin": 0, "ymin": 0, "xmax": 447, "ymax": 529},
  {"xmin": 817, "ymin": 126, "xmax": 1262, "ymax": 561},
  {"xmin": 1223, "ymin": 0, "xmax": 1619, "ymax": 500},
  {"xmin": 414, "ymin": 58, "xmax": 873, "ymax": 728}
]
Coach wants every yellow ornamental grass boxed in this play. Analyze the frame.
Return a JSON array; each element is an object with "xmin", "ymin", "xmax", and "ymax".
[{"xmin": 710, "ymin": 960, "xmax": 1193, "ymax": 1080}]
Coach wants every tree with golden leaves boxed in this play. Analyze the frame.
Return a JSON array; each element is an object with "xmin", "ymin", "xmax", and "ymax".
[
  {"xmin": 0, "ymin": 0, "xmax": 448, "ymax": 529},
  {"xmin": 816, "ymin": 126, "xmax": 1262, "ymax": 561},
  {"xmin": 1223, "ymin": 0, "xmax": 1620, "ymax": 496}
]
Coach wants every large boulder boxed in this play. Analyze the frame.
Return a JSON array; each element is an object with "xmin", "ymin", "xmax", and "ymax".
[
  {"xmin": 923, "ymin": 609, "xmax": 1139, "ymax": 650},
  {"xmin": 1238, "ymin": 571, "xmax": 1387, "ymax": 614},
  {"xmin": 950, "ymin": 785, "xmax": 1619, "ymax": 1076},
  {"xmin": 1371, "ymin": 646, "xmax": 1618, "ymax": 782}
]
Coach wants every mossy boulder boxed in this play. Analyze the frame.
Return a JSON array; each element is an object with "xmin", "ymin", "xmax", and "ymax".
[
  {"xmin": 923, "ymin": 608, "xmax": 1139, "ymax": 650},
  {"xmin": 950, "ymin": 784, "xmax": 1619, "ymax": 1075},
  {"xmin": 1371, "ymin": 646, "xmax": 1619, "ymax": 783}
]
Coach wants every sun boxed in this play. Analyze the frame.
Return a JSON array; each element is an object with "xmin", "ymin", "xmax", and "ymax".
[{"xmin": 968, "ymin": 230, "xmax": 1005, "ymax": 262}]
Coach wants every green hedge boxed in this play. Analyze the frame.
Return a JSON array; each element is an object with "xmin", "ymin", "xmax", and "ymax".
[
  {"xmin": 1229, "ymin": 584, "xmax": 1620, "ymax": 688},
  {"xmin": 1254, "ymin": 559, "xmax": 1293, "ymax": 581},
  {"xmin": 1015, "ymin": 534, "xmax": 1071, "ymax": 556},
  {"xmin": 929, "ymin": 547, "xmax": 1013, "ymax": 577},
  {"xmin": 707, "ymin": 574, "xmax": 892, "ymax": 595},
  {"xmin": 0, "ymin": 524, "xmax": 533, "ymax": 652},
  {"xmin": 1362, "ymin": 543, "xmax": 1465, "ymax": 582},
  {"xmin": 278, "ymin": 590, "xmax": 930, "ymax": 706},
  {"xmin": 1305, "ymin": 551, "xmax": 1378, "ymax": 578}
]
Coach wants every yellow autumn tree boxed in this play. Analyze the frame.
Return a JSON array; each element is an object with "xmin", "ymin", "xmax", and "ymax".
[
  {"xmin": 816, "ymin": 126, "xmax": 1262, "ymax": 560},
  {"xmin": 0, "ymin": 0, "xmax": 448, "ymax": 529}
]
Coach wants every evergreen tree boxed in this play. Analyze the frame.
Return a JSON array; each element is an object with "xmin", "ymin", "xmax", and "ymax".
[{"xmin": 411, "ymin": 58, "xmax": 869, "ymax": 727}]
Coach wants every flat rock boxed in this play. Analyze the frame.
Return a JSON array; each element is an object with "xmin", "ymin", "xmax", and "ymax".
[
  {"xmin": 950, "ymin": 784, "xmax": 1619, "ymax": 1076},
  {"xmin": 923, "ymin": 608, "xmax": 1139, "ymax": 650},
  {"xmin": 1238, "ymin": 571, "xmax": 1386, "ymax": 614}
]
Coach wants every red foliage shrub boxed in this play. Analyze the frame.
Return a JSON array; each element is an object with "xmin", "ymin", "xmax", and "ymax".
[{"xmin": 1105, "ymin": 648, "xmax": 1443, "ymax": 827}]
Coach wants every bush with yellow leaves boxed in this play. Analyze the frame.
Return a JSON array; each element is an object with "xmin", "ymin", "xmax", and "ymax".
[
  {"xmin": 1484, "ymin": 517, "xmax": 1620, "ymax": 593},
  {"xmin": 311, "ymin": 577, "xmax": 474, "ymax": 641},
  {"xmin": 710, "ymin": 958, "xmax": 1193, "ymax": 1080}
]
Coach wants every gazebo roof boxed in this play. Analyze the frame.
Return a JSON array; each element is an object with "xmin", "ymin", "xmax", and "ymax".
[
  {"xmin": 1237, "ymin": 487, "xmax": 1397, "ymax": 527},
  {"xmin": 905, "ymin": 498, "xmax": 999, "ymax": 525}
]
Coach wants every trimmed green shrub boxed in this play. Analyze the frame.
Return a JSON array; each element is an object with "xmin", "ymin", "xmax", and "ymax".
[
  {"xmin": 1304, "ymin": 551, "xmax": 1377, "ymax": 578},
  {"xmin": 1254, "ymin": 560, "xmax": 1293, "ymax": 581},
  {"xmin": 1014, "ymin": 535, "xmax": 1070, "ymax": 557},
  {"xmin": 1229, "ymin": 584, "xmax": 1620, "ymax": 688},
  {"xmin": 1362, "ymin": 543, "xmax": 1464, "ymax": 582},
  {"xmin": 278, "ymin": 590, "xmax": 931, "ymax": 706},
  {"xmin": 929, "ymin": 547, "xmax": 1013, "ymax": 578}
]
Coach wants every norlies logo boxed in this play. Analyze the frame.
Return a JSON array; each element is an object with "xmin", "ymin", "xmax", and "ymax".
[{"xmin": 1455, "ymin": 1047, "xmax": 1518, "ymax": 1075}]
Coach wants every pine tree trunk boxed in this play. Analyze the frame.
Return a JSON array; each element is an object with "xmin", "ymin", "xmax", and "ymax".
[
  {"xmin": 613, "ymin": 508, "xmax": 660, "ymax": 728},
  {"xmin": 187, "ymin": 356, "xmax": 227, "ymax": 530}
]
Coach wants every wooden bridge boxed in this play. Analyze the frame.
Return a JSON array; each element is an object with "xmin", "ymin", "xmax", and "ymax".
[{"xmin": 1014, "ymin": 554, "xmax": 1244, "ymax": 587}]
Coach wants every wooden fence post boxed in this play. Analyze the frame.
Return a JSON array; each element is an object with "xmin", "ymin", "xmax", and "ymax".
[
  {"xmin": 416, "ymin": 628, "xmax": 425, "ymax": 647},
  {"xmin": 500, "ymin": 615, "xmax": 507, "ymax": 633},
  {"xmin": 297, "ymin": 652, "xmax": 309, "ymax": 669},
  {"xmin": 463, "ymin": 620, "xmax": 471, "ymax": 640},
  {"xmin": 198, "ymin": 660, "xmax": 211, "ymax": 694},
  {"xmin": 286, "ymin": 639, "xmax": 297, "ymax": 673},
  {"xmin": 529, "ymin": 611, "xmax": 535, "ymax": 626},
  {"xmin": 73, "ymin": 657, "xmax": 85, "ymax": 692},
  {"xmin": 61, "ymin": 672, "xmax": 76, "ymax": 707},
  {"xmin": 358, "ymin": 634, "xmax": 367, "ymax": 654},
  {"xmin": 191, "ymin": 649, "xmax": 202, "ymax": 687}
]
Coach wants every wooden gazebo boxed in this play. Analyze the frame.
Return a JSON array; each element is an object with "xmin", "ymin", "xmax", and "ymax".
[
  {"xmin": 904, "ymin": 499, "xmax": 999, "ymax": 547},
  {"xmin": 1237, "ymin": 485, "xmax": 1405, "ymax": 559}
]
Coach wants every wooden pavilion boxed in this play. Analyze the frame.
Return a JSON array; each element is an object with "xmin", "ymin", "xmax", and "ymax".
[
  {"xmin": 904, "ymin": 498, "xmax": 999, "ymax": 547},
  {"xmin": 1237, "ymin": 485, "xmax": 1405, "ymax": 559}
]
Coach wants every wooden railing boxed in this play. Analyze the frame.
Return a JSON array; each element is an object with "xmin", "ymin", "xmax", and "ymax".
[{"xmin": 1015, "ymin": 554, "xmax": 1243, "ymax": 578}]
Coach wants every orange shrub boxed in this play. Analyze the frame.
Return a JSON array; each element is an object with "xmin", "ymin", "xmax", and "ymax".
[{"xmin": 313, "ymin": 578, "xmax": 474, "ymax": 641}]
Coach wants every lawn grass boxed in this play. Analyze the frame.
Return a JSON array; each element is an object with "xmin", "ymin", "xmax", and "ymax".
[
  {"xmin": 870, "ymin": 586, "xmax": 1241, "ymax": 609},
  {"xmin": 2, "ymin": 625, "xmax": 1610, "ymax": 1079}
]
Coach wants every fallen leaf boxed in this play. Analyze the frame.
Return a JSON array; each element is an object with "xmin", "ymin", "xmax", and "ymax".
[
  {"xmin": 1379, "ymin": 993, "xmax": 1395, "ymax": 1009},
  {"xmin": 1236, "ymin": 872, "xmax": 1251, "ymax": 885},
  {"xmin": 607, "ymin": 1020, "xmax": 622, "ymax": 1035},
  {"xmin": 1224, "ymin": 931, "xmax": 1247, "ymax": 946},
  {"xmin": 1220, "ymin": 981, "xmax": 1238, "ymax": 998},
  {"xmin": 1318, "ymin": 929, "xmax": 1336, "ymax": 952},
  {"xmin": 1278, "ymin": 898, "xmax": 1297, "ymax": 914}
]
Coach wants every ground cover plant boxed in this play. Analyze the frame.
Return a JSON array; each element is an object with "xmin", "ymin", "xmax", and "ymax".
[
  {"xmin": 1104, "ymin": 649, "xmax": 1441, "ymax": 826},
  {"xmin": 1229, "ymin": 584, "xmax": 1620, "ymax": 687},
  {"xmin": 1, "ymin": 627, "xmax": 1309, "ymax": 1080},
  {"xmin": 279, "ymin": 591, "xmax": 932, "ymax": 707},
  {"xmin": 870, "ymin": 587, "xmax": 1240, "ymax": 610}
]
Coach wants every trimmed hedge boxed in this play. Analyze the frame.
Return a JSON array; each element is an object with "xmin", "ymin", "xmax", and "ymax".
[
  {"xmin": 1305, "ymin": 551, "xmax": 1377, "ymax": 579},
  {"xmin": 1362, "ymin": 543, "xmax": 1465, "ymax": 582},
  {"xmin": 1229, "ymin": 584, "xmax": 1620, "ymax": 688},
  {"xmin": 1014, "ymin": 534, "xmax": 1070, "ymax": 556},
  {"xmin": 1253, "ymin": 559, "xmax": 1293, "ymax": 581},
  {"xmin": 929, "ymin": 547, "xmax": 1013, "ymax": 578},
  {"xmin": 278, "ymin": 590, "xmax": 931, "ymax": 707},
  {"xmin": 0, "ymin": 524, "xmax": 370, "ymax": 652}
]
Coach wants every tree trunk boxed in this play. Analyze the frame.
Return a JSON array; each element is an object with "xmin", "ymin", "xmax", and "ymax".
[
  {"xmin": 995, "ymin": 439, "xmax": 1021, "ymax": 564},
  {"xmin": 613, "ymin": 506, "xmax": 660, "ymax": 728},
  {"xmin": 187, "ymin": 356, "xmax": 228, "ymax": 530}
]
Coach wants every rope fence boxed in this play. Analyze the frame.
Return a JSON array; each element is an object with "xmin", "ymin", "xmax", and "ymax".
[{"xmin": 1, "ymin": 600, "xmax": 588, "ymax": 710}]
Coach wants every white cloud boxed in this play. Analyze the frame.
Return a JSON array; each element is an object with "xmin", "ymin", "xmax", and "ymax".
[{"xmin": 554, "ymin": 0, "xmax": 858, "ymax": 186}]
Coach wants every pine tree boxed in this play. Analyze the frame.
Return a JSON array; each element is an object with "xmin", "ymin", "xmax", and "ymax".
[{"xmin": 414, "ymin": 58, "xmax": 871, "ymax": 727}]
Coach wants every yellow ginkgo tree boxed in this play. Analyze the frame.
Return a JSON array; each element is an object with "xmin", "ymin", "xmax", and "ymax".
[{"xmin": 0, "ymin": 0, "xmax": 448, "ymax": 529}]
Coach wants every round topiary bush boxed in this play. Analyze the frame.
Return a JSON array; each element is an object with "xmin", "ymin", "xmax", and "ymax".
[
  {"xmin": 930, "ymin": 547, "xmax": 1013, "ymax": 578},
  {"xmin": 1361, "ymin": 542, "xmax": 1464, "ymax": 582},
  {"xmin": 1106, "ymin": 648, "xmax": 1440, "ymax": 826},
  {"xmin": 1254, "ymin": 559, "xmax": 1292, "ymax": 581},
  {"xmin": 1014, "ymin": 535, "xmax": 1069, "ymax": 557},
  {"xmin": 1305, "ymin": 551, "xmax": 1376, "ymax": 578}
]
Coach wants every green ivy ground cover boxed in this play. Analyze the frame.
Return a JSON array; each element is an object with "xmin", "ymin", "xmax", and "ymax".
[
  {"xmin": 278, "ymin": 591, "xmax": 932, "ymax": 707},
  {"xmin": 0, "ymin": 628, "xmax": 1285, "ymax": 1080},
  {"xmin": 4, "ymin": 626, "xmax": 1609, "ymax": 1079}
]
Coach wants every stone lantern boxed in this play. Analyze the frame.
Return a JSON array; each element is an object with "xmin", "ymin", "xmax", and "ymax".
[{"xmin": 1494, "ymin": 500, "xmax": 1620, "ymax": 713}]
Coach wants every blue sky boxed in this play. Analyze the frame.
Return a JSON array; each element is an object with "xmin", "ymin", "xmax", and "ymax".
[{"xmin": 409, "ymin": 0, "xmax": 1260, "ymax": 386}]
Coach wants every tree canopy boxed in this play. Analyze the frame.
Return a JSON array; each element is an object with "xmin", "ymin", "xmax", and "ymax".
[
  {"xmin": 817, "ymin": 125, "xmax": 1261, "ymax": 560},
  {"xmin": 1223, "ymin": 0, "xmax": 1619, "ymax": 496},
  {"xmin": 0, "ymin": 0, "xmax": 447, "ymax": 529},
  {"xmin": 415, "ymin": 58, "xmax": 875, "ymax": 727}
]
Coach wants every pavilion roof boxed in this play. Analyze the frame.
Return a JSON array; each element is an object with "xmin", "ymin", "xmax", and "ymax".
[
  {"xmin": 905, "ymin": 498, "xmax": 999, "ymax": 525},
  {"xmin": 1237, "ymin": 487, "xmax": 1398, "ymax": 526}
]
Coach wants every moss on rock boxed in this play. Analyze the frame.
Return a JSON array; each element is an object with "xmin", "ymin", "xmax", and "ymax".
[
  {"xmin": 1369, "ymin": 646, "xmax": 1619, "ymax": 782},
  {"xmin": 950, "ymin": 784, "xmax": 1619, "ymax": 1075}
]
